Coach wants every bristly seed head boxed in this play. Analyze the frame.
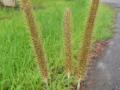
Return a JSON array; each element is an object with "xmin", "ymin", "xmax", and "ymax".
[
  {"xmin": 20, "ymin": 0, "xmax": 48, "ymax": 82},
  {"xmin": 64, "ymin": 8, "xmax": 73, "ymax": 78},
  {"xmin": 76, "ymin": 0, "xmax": 100, "ymax": 81}
]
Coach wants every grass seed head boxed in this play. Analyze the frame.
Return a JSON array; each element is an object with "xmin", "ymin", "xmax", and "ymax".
[
  {"xmin": 20, "ymin": 0, "xmax": 48, "ymax": 82},
  {"xmin": 77, "ymin": 0, "xmax": 100, "ymax": 81},
  {"xmin": 64, "ymin": 8, "xmax": 72, "ymax": 78}
]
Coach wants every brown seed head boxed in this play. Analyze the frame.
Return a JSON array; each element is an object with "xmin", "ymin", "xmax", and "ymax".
[
  {"xmin": 20, "ymin": 0, "xmax": 48, "ymax": 81},
  {"xmin": 64, "ymin": 8, "xmax": 72, "ymax": 78},
  {"xmin": 77, "ymin": 0, "xmax": 100, "ymax": 81}
]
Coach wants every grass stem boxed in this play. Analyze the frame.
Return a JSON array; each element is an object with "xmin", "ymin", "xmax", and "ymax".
[
  {"xmin": 77, "ymin": 80, "xmax": 81, "ymax": 90},
  {"xmin": 68, "ymin": 74, "xmax": 70, "ymax": 90},
  {"xmin": 44, "ymin": 79, "xmax": 49, "ymax": 90}
]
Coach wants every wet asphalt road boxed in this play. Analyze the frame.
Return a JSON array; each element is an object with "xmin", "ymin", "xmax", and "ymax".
[{"xmin": 85, "ymin": 0, "xmax": 120, "ymax": 90}]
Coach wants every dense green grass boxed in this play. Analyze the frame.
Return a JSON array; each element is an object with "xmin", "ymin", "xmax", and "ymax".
[{"xmin": 0, "ymin": 1, "xmax": 114, "ymax": 90}]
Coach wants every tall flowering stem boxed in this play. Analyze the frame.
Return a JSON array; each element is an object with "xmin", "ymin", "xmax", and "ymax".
[
  {"xmin": 64, "ymin": 8, "xmax": 72, "ymax": 79},
  {"xmin": 77, "ymin": 0, "xmax": 100, "ymax": 85},
  {"xmin": 20, "ymin": 0, "xmax": 48, "ymax": 82}
]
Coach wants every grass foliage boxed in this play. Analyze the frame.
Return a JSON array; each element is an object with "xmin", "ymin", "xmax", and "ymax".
[{"xmin": 0, "ymin": 0, "xmax": 114, "ymax": 90}]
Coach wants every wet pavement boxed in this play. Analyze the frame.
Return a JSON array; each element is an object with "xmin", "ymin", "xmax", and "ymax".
[{"xmin": 85, "ymin": 0, "xmax": 120, "ymax": 90}]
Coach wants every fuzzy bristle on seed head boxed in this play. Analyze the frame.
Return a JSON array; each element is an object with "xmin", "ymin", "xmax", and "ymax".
[
  {"xmin": 77, "ymin": 0, "xmax": 100, "ymax": 81},
  {"xmin": 20, "ymin": 0, "xmax": 48, "ymax": 82},
  {"xmin": 64, "ymin": 8, "xmax": 72, "ymax": 78}
]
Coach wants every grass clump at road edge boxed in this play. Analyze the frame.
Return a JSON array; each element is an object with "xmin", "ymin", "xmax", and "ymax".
[{"xmin": 0, "ymin": 1, "xmax": 114, "ymax": 90}]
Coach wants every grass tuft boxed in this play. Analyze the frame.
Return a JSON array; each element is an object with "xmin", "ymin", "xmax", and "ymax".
[{"xmin": 0, "ymin": 0, "xmax": 114, "ymax": 89}]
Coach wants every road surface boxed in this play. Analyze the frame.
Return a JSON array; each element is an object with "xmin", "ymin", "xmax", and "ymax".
[{"xmin": 85, "ymin": 0, "xmax": 120, "ymax": 90}]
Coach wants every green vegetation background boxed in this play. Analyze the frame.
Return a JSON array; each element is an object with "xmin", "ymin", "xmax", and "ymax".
[{"xmin": 0, "ymin": 0, "xmax": 114, "ymax": 90}]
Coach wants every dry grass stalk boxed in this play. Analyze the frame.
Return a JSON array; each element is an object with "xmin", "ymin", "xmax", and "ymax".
[
  {"xmin": 77, "ymin": 0, "xmax": 100, "ymax": 82},
  {"xmin": 20, "ymin": 0, "xmax": 48, "ymax": 82},
  {"xmin": 64, "ymin": 8, "xmax": 72, "ymax": 78}
]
